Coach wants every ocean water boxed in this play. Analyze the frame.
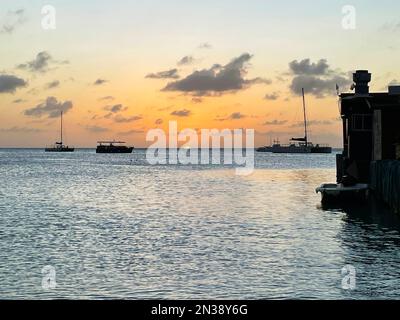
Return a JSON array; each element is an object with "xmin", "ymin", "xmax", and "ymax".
[{"xmin": 1, "ymin": 149, "xmax": 400, "ymax": 300}]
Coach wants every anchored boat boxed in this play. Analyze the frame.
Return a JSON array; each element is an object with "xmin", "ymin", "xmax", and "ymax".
[
  {"xmin": 45, "ymin": 111, "xmax": 75, "ymax": 152},
  {"xmin": 257, "ymin": 89, "xmax": 332, "ymax": 154},
  {"xmin": 96, "ymin": 141, "xmax": 134, "ymax": 154}
]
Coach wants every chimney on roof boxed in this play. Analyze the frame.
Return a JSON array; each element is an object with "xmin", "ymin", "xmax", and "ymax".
[{"xmin": 353, "ymin": 70, "xmax": 371, "ymax": 95}]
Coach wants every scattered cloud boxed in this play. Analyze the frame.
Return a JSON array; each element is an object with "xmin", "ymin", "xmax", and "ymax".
[
  {"xmin": 99, "ymin": 96, "xmax": 115, "ymax": 101},
  {"xmin": 146, "ymin": 69, "xmax": 180, "ymax": 79},
  {"xmin": 85, "ymin": 125, "xmax": 109, "ymax": 133},
  {"xmin": 114, "ymin": 115, "xmax": 143, "ymax": 123},
  {"xmin": 119, "ymin": 129, "xmax": 144, "ymax": 135},
  {"xmin": 170, "ymin": 109, "xmax": 192, "ymax": 117},
  {"xmin": 94, "ymin": 79, "xmax": 108, "ymax": 86},
  {"xmin": 17, "ymin": 51, "xmax": 68, "ymax": 73},
  {"xmin": 198, "ymin": 43, "xmax": 212, "ymax": 49},
  {"xmin": 290, "ymin": 120, "xmax": 333, "ymax": 128},
  {"xmin": 192, "ymin": 97, "xmax": 203, "ymax": 103},
  {"xmin": 288, "ymin": 58, "xmax": 351, "ymax": 97},
  {"xmin": 1, "ymin": 9, "xmax": 26, "ymax": 34},
  {"xmin": 104, "ymin": 104, "xmax": 127, "ymax": 114},
  {"xmin": 216, "ymin": 112, "xmax": 247, "ymax": 121},
  {"xmin": 0, "ymin": 126, "xmax": 42, "ymax": 133},
  {"xmin": 264, "ymin": 92, "xmax": 279, "ymax": 100},
  {"xmin": 13, "ymin": 98, "xmax": 26, "ymax": 103},
  {"xmin": 163, "ymin": 53, "xmax": 270, "ymax": 96},
  {"xmin": 178, "ymin": 56, "xmax": 195, "ymax": 66},
  {"xmin": 0, "ymin": 74, "xmax": 27, "ymax": 93},
  {"xmin": 263, "ymin": 120, "xmax": 288, "ymax": 126},
  {"xmin": 24, "ymin": 97, "xmax": 73, "ymax": 118},
  {"xmin": 155, "ymin": 118, "xmax": 163, "ymax": 125},
  {"xmin": 45, "ymin": 80, "xmax": 60, "ymax": 89},
  {"xmin": 289, "ymin": 59, "xmax": 330, "ymax": 76}
]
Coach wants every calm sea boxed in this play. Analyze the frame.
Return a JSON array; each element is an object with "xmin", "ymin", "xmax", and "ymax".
[{"xmin": 1, "ymin": 149, "xmax": 400, "ymax": 299}]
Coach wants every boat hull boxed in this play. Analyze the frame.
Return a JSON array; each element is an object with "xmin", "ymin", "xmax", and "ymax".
[
  {"xmin": 45, "ymin": 148, "xmax": 75, "ymax": 152},
  {"xmin": 96, "ymin": 146, "xmax": 134, "ymax": 154},
  {"xmin": 316, "ymin": 183, "xmax": 369, "ymax": 204}
]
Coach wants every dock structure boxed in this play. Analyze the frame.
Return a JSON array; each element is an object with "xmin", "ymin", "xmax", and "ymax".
[{"xmin": 334, "ymin": 70, "xmax": 400, "ymax": 210}]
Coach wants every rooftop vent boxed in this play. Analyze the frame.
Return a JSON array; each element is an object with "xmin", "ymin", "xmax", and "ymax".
[{"xmin": 353, "ymin": 70, "xmax": 371, "ymax": 95}]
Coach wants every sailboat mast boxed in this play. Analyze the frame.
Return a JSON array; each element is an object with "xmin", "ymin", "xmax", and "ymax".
[
  {"xmin": 61, "ymin": 111, "xmax": 63, "ymax": 145},
  {"xmin": 302, "ymin": 88, "xmax": 308, "ymax": 146}
]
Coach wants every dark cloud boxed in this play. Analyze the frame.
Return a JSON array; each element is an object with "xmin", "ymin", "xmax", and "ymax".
[
  {"xmin": 17, "ymin": 51, "xmax": 67, "ymax": 73},
  {"xmin": 146, "ymin": 69, "xmax": 180, "ymax": 79},
  {"xmin": 289, "ymin": 59, "xmax": 330, "ymax": 75},
  {"xmin": 85, "ymin": 125, "xmax": 109, "ymax": 133},
  {"xmin": 216, "ymin": 112, "xmax": 247, "ymax": 121},
  {"xmin": 45, "ymin": 80, "xmax": 60, "ymax": 89},
  {"xmin": 288, "ymin": 58, "xmax": 351, "ymax": 97},
  {"xmin": 114, "ymin": 115, "xmax": 143, "ymax": 123},
  {"xmin": 104, "ymin": 104, "xmax": 127, "ymax": 113},
  {"xmin": 178, "ymin": 56, "xmax": 195, "ymax": 66},
  {"xmin": 94, "ymin": 79, "xmax": 108, "ymax": 85},
  {"xmin": 264, "ymin": 120, "xmax": 288, "ymax": 126},
  {"xmin": 155, "ymin": 118, "xmax": 163, "ymax": 125},
  {"xmin": 24, "ymin": 97, "xmax": 73, "ymax": 118},
  {"xmin": 0, "ymin": 74, "xmax": 27, "ymax": 93},
  {"xmin": 163, "ymin": 53, "xmax": 270, "ymax": 96},
  {"xmin": 264, "ymin": 92, "xmax": 279, "ymax": 100},
  {"xmin": 0, "ymin": 126, "xmax": 42, "ymax": 133},
  {"xmin": 1, "ymin": 9, "xmax": 26, "ymax": 34},
  {"xmin": 170, "ymin": 109, "xmax": 191, "ymax": 117}
]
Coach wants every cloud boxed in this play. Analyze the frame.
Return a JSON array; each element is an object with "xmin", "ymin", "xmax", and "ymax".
[
  {"xmin": 163, "ymin": 53, "xmax": 270, "ymax": 96},
  {"xmin": 178, "ymin": 56, "xmax": 195, "ymax": 66},
  {"xmin": 264, "ymin": 92, "xmax": 279, "ymax": 100},
  {"xmin": 288, "ymin": 58, "xmax": 351, "ymax": 97},
  {"xmin": 263, "ymin": 120, "xmax": 288, "ymax": 126},
  {"xmin": 94, "ymin": 79, "xmax": 108, "ymax": 85},
  {"xmin": 119, "ymin": 129, "xmax": 144, "ymax": 135},
  {"xmin": 24, "ymin": 97, "xmax": 73, "ymax": 118},
  {"xmin": 0, "ymin": 126, "xmax": 42, "ymax": 133},
  {"xmin": 45, "ymin": 80, "xmax": 60, "ymax": 89},
  {"xmin": 155, "ymin": 118, "xmax": 163, "ymax": 125},
  {"xmin": 99, "ymin": 96, "xmax": 115, "ymax": 101},
  {"xmin": 13, "ymin": 98, "xmax": 26, "ymax": 103},
  {"xmin": 17, "ymin": 51, "xmax": 67, "ymax": 73},
  {"xmin": 198, "ymin": 43, "xmax": 212, "ymax": 49},
  {"xmin": 170, "ymin": 109, "xmax": 191, "ymax": 117},
  {"xmin": 289, "ymin": 59, "xmax": 330, "ymax": 75},
  {"xmin": 1, "ymin": 9, "xmax": 26, "ymax": 34},
  {"xmin": 146, "ymin": 69, "xmax": 180, "ymax": 79},
  {"xmin": 192, "ymin": 97, "xmax": 203, "ymax": 103},
  {"xmin": 216, "ymin": 112, "xmax": 247, "ymax": 121},
  {"xmin": 290, "ymin": 120, "xmax": 333, "ymax": 128},
  {"xmin": 104, "ymin": 104, "xmax": 127, "ymax": 113},
  {"xmin": 114, "ymin": 115, "xmax": 143, "ymax": 123},
  {"xmin": 0, "ymin": 74, "xmax": 27, "ymax": 93},
  {"xmin": 85, "ymin": 125, "xmax": 109, "ymax": 133}
]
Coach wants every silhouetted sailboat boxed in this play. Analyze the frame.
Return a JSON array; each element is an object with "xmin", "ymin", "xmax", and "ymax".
[
  {"xmin": 257, "ymin": 88, "xmax": 332, "ymax": 154},
  {"xmin": 45, "ymin": 111, "xmax": 74, "ymax": 152}
]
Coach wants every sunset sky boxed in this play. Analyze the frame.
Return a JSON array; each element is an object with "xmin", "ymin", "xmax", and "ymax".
[{"xmin": 1, "ymin": 0, "xmax": 400, "ymax": 147}]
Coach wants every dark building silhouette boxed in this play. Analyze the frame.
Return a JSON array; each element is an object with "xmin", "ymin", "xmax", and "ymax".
[{"xmin": 338, "ymin": 70, "xmax": 400, "ymax": 184}]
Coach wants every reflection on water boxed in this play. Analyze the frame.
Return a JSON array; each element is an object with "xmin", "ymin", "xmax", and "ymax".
[{"xmin": 0, "ymin": 149, "xmax": 400, "ymax": 299}]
